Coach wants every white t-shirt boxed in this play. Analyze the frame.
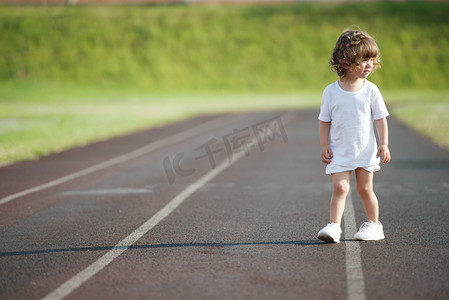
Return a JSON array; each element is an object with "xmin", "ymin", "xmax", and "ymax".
[{"xmin": 318, "ymin": 80, "xmax": 389, "ymax": 173}]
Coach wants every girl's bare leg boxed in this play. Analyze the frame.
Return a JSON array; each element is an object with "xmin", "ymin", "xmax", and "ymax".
[
  {"xmin": 330, "ymin": 171, "xmax": 351, "ymax": 225},
  {"xmin": 355, "ymin": 168, "xmax": 379, "ymax": 223}
]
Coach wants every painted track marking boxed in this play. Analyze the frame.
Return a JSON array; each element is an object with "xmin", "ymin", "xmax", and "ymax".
[
  {"xmin": 42, "ymin": 146, "xmax": 248, "ymax": 300},
  {"xmin": 41, "ymin": 113, "xmax": 296, "ymax": 300},
  {"xmin": 61, "ymin": 187, "xmax": 154, "ymax": 196},
  {"xmin": 0, "ymin": 117, "xmax": 228, "ymax": 206},
  {"xmin": 344, "ymin": 190, "xmax": 367, "ymax": 300}
]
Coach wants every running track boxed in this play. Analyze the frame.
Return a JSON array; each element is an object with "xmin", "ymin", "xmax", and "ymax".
[{"xmin": 1, "ymin": 110, "xmax": 448, "ymax": 299}]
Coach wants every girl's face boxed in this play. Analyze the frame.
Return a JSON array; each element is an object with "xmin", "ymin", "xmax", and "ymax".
[{"xmin": 350, "ymin": 58, "xmax": 374, "ymax": 79}]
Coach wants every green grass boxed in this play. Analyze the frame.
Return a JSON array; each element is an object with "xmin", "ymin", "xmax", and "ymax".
[
  {"xmin": 0, "ymin": 89, "xmax": 320, "ymax": 166},
  {"xmin": 394, "ymin": 102, "xmax": 449, "ymax": 150},
  {"xmin": 0, "ymin": 2, "xmax": 448, "ymax": 166},
  {"xmin": 2, "ymin": 89, "xmax": 448, "ymax": 167},
  {"xmin": 1, "ymin": 2, "xmax": 448, "ymax": 91},
  {"xmin": 386, "ymin": 91, "xmax": 449, "ymax": 151}
]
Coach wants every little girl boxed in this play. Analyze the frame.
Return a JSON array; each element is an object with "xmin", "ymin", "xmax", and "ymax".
[{"xmin": 317, "ymin": 30, "xmax": 390, "ymax": 243}]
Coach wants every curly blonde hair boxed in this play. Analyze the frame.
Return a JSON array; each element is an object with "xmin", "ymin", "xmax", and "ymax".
[{"xmin": 330, "ymin": 30, "xmax": 381, "ymax": 77}]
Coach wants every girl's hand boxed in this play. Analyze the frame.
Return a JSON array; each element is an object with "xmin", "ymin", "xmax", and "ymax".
[
  {"xmin": 377, "ymin": 145, "xmax": 391, "ymax": 164},
  {"xmin": 321, "ymin": 145, "xmax": 333, "ymax": 164}
]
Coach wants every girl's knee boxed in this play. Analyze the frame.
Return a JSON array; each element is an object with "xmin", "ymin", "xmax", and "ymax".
[
  {"xmin": 333, "ymin": 181, "xmax": 350, "ymax": 195},
  {"xmin": 357, "ymin": 183, "xmax": 373, "ymax": 197}
]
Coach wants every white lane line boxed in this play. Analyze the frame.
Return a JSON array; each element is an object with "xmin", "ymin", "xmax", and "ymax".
[
  {"xmin": 42, "ymin": 112, "xmax": 297, "ymax": 300},
  {"xmin": 61, "ymin": 187, "xmax": 154, "ymax": 196},
  {"xmin": 0, "ymin": 117, "xmax": 228, "ymax": 206},
  {"xmin": 41, "ymin": 149, "xmax": 248, "ymax": 300},
  {"xmin": 344, "ymin": 191, "xmax": 366, "ymax": 300}
]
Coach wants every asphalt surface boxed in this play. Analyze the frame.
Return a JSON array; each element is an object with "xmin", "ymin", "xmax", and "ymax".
[{"xmin": 0, "ymin": 110, "xmax": 448, "ymax": 300}]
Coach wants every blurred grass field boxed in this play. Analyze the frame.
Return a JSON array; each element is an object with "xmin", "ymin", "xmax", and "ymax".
[{"xmin": 1, "ymin": 2, "xmax": 448, "ymax": 166}]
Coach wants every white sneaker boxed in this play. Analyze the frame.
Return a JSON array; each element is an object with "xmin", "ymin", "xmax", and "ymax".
[
  {"xmin": 354, "ymin": 221, "xmax": 385, "ymax": 241},
  {"xmin": 317, "ymin": 223, "xmax": 342, "ymax": 243}
]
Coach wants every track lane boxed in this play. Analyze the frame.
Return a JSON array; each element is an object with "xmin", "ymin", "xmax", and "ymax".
[
  {"xmin": 61, "ymin": 110, "xmax": 348, "ymax": 300},
  {"xmin": 0, "ymin": 110, "xmax": 448, "ymax": 300},
  {"xmin": 1, "ymin": 112, "xmax": 297, "ymax": 299}
]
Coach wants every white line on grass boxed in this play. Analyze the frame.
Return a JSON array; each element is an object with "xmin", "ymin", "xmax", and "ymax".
[
  {"xmin": 344, "ymin": 191, "xmax": 366, "ymax": 300},
  {"xmin": 0, "ymin": 117, "xmax": 228, "ymax": 206}
]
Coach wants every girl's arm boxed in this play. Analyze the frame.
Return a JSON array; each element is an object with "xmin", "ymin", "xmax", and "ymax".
[
  {"xmin": 374, "ymin": 118, "xmax": 391, "ymax": 164},
  {"xmin": 319, "ymin": 121, "xmax": 333, "ymax": 164}
]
